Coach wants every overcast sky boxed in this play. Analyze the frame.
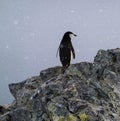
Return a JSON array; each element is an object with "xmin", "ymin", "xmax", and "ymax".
[{"xmin": 0, "ymin": 0, "xmax": 120, "ymax": 104}]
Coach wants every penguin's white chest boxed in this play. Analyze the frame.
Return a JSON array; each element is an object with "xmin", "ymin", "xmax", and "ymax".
[{"xmin": 71, "ymin": 51, "xmax": 73, "ymax": 60}]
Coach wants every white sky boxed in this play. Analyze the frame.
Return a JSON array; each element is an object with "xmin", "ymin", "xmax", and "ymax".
[{"xmin": 0, "ymin": 0, "xmax": 120, "ymax": 104}]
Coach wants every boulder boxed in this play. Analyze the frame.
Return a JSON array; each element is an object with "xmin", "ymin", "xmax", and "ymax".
[{"xmin": 1, "ymin": 48, "xmax": 120, "ymax": 121}]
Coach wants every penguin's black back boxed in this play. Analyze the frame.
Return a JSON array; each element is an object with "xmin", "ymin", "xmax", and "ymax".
[{"xmin": 59, "ymin": 32, "xmax": 72, "ymax": 67}]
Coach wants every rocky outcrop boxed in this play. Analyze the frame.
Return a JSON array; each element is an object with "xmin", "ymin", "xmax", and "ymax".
[{"xmin": 1, "ymin": 48, "xmax": 120, "ymax": 121}]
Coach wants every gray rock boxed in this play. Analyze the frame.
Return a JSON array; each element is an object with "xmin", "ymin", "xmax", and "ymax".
[
  {"xmin": 10, "ymin": 108, "xmax": 32, "ymax": 121},
  {"xmin": 1, "ymin": 48, "xmax": 120, "ymax": 121}
]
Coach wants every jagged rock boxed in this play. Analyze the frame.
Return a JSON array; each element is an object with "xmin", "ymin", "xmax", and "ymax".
[
  {"xmin": 0, "ymin": 105, "xmax": 11, "ymax": 116},
  {"xmin": 1, "ymin": 48, "xmax": 120, "ymax": 121}
]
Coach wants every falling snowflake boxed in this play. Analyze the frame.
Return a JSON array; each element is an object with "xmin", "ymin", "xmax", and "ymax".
[
  {"xmin": 6, "ymin": 45, "xmax": 9, "ymax": 49},
  {"xmin": 24, "ymin": 16, "xmax": 30, "ymax": 25},
  {"xmin": 21, "ymin": 37, "xmax": 24, "ymax": 41},
  {"xmin": 99, "ymin": 9, "xmax": 104, "ymax": 13},
  {"xmin": 99, "ymin": 40, "xmax": 103, "ymax": 43},
  {"xmin": 30, "ymin": 32, "xmax": 35, "ymax": 37},
  {"xmin": 24, "ymin": 56, "xmax": 29, "ymax": 60},
  {"xmin": 26, "ymin": 16, "xmax": 30, "ymax": 20},
  {"xmin": 70, "ymin": 9, "xmax": 75, "ymax": 13},
  {"xmin": 14, "ymin": 20, "xmax": 19, "ymax": 25}
]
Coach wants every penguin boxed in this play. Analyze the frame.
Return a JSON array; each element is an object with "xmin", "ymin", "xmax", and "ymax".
[{"xmin": 57, "ymin": 31, "xmax": 77, "ymax": 68}]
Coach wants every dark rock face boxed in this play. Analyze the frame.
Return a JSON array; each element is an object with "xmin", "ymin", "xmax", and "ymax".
[{"xmin": 1, "ymin": 48, "xmax": 120, "ymax": 121}]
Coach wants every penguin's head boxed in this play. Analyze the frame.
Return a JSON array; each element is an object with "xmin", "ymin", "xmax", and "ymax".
[{"xmin": 64, "ymin": 31, "xmax": 77, "ymax": 39}]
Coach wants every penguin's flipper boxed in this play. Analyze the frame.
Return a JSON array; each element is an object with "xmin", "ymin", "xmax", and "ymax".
[{"xmin": 56, "ymin": 47, "xmax": 59, "ymax": 57}]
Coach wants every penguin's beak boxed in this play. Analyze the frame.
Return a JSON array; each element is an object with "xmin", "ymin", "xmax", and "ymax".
[
  {"xmin": 73, "ymin": 34, "xmax": 77, "ymax": 36},
  {"xmin": 69, "ymin": 33, "xmax": 77, "ymax": 38}
]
